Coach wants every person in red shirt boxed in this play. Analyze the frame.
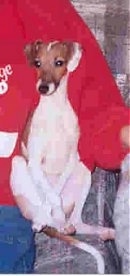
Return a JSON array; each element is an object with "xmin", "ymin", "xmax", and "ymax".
[
  {"xmin": 0, "ymin": 0, "xmax": 129, "ymax": 273},
  {"xmin": 0, "ymin": 1, "xmax": 40, "ymax": 273}
]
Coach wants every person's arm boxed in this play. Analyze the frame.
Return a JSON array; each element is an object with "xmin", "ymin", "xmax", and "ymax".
[{"xmin": 120, "ymin": 125, "xmax": 130, "ymax": 149}]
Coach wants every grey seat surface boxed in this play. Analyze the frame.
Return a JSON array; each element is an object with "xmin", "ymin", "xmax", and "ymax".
[{"xmin": 34, "ymin": 170, "xmax": 121, "ymax": 274}]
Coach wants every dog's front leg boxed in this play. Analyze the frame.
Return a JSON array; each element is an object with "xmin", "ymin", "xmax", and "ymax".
[
  {"xmin": 27, "ymin": 122, "xmax": 66, "ymax": 225},
  {"xmin": 28, "ymin": 158, "xmax": 66, "ymax": 226},
  {"xmin": 28, "ymin": 158, "xmax": 59, "ymax": 204}
]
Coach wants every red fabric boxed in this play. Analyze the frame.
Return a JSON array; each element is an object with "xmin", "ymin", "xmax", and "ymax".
[
  {"xmin": 79, "ymin": 106, "xmax": 130, "ymax": 171},
  {"xmin": 0, "ymin": 1, "xmax": 39, "ymax": 204},
  {"xmin": 0, "ymin": 0, "xmax": 129, "ymax": 205}
]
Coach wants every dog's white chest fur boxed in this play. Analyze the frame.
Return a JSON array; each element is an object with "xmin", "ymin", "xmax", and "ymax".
[{"xmin": 27, "ymin": 76, "xmax": 80, "ymax": 174}]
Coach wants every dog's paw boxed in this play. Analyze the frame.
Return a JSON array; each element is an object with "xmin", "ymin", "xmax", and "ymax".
[
  {"xmin": 61, "ymin": 224, "xmax": 76, "ymax": 235},
  {"xmin": 97, "ymin": 226, "xmax": 115, "ymax": 241},
  {"xmin": 32, "ymin": 222, "xmax": 45, "ymax": 232},
  {"xmin": 31, "ymin": 205, "xmax": 53, "ymax": 232},
  {"xmin": 32, "ymin": 217, "xmax": 53, "ymax": 232}
]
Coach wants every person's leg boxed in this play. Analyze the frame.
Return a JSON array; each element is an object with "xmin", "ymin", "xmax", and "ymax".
[
  {"xmin": 113, "ymin": 153, "xmax": 130, "ymax": 273},
  {"xmin": 0, "ymin": 205, "xmax": 35, "ymax": 273}
]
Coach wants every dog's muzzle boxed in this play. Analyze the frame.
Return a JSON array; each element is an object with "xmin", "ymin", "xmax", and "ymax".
[
  {"xmin": 39, "ymin": 83, "xmax": 49, "ymax": 94},
  {"xmin": 37, "ymin": 79, "xmax": 59, "ymax": 95}
]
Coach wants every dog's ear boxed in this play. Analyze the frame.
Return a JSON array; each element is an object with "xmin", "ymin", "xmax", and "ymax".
[
  {"xmin": 24, "ymin": 43, "xmax": 33, "ymax": 65},
  {"xmin": 24, "ymin": 40, "xmax": 43, "ymax": 65},
  {"xmin": 66, "ymin": 42, "xmax": 82, "ymax": 72}
]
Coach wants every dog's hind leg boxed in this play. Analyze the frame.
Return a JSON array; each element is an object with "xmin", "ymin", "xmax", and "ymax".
[
  {"xmin": 64, "ymin": 161, "xmax": 115, "ymax": 240},
  {"xmin": 66, "ymin": 161, "xmax": 91, "ymax": 227},
  {"xmin": 75, "ymin": 222, "xmax": 115, "ymax": 241},
  {"xmin": 10, "ymin": 155, "xmax": 53, "ymax": 231}
]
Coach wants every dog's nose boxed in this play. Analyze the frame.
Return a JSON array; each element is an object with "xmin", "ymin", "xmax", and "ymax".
[{"xmin": 38, "ymin": 84, "xmax": 49, "ymax": 94}]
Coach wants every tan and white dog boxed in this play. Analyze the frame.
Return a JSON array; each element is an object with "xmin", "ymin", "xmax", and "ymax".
[{"xmin": 10, "ymin": 40, "xmax": 115, "ymax": 273}]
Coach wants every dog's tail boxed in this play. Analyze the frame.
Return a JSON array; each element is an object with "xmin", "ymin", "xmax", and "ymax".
[{"xmin": 43, "ymin": 226, "xmax": 105, "ymax": 274}]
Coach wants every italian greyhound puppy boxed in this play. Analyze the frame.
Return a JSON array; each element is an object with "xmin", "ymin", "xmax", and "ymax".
[{"xmin": 10, "ymin": 40, "xmax": 115, "ymax": 273}]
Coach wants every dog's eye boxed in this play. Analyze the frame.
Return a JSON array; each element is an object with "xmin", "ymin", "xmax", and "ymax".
[
  {"xmin": 54, "ymin": 60, "xmax": 64, "ymax": 67},
  {"xmin": 34, "ymin": 59, "xmax": 41, "ymax": 68}
]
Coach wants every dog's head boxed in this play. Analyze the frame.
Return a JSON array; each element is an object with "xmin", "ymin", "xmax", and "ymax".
[{"xmin": 24, "ymin": 40, "xmax": 82, "ymax": 95}]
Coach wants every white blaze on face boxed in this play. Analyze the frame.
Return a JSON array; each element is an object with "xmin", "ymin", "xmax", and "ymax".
[
  {"xmin": 0, "ymin": 131, "xmax": 18, "ymax": 157},
  {"xmin": 47, "ymin": 41, "xmax": 59, "ymax": 52},
  {"xmin": 36, "ymin": 79, "xmax": 55, "ymax": 94},
  {"xmin": 48, "ymin": 83, "xmax": 55, "ymax": 94}
]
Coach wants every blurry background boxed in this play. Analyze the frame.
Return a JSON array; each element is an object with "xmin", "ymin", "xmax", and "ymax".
[{"xmin": 71, "ymin": 0, "xmax": 130, "ymax": 105}]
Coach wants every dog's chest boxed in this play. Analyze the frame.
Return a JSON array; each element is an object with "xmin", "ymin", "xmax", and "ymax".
[{"xmin": 28, "ymin": 94, "xmax": 80, "ymax": 174}]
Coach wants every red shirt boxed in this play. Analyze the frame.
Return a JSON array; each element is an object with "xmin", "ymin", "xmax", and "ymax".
[
  {"xmin": 0, "ymin": 0, "xmax": 129, "ymax": 205},
  {"xmin": 0, "ymin": 1, "xmax": 39, "ymax": 204}
]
